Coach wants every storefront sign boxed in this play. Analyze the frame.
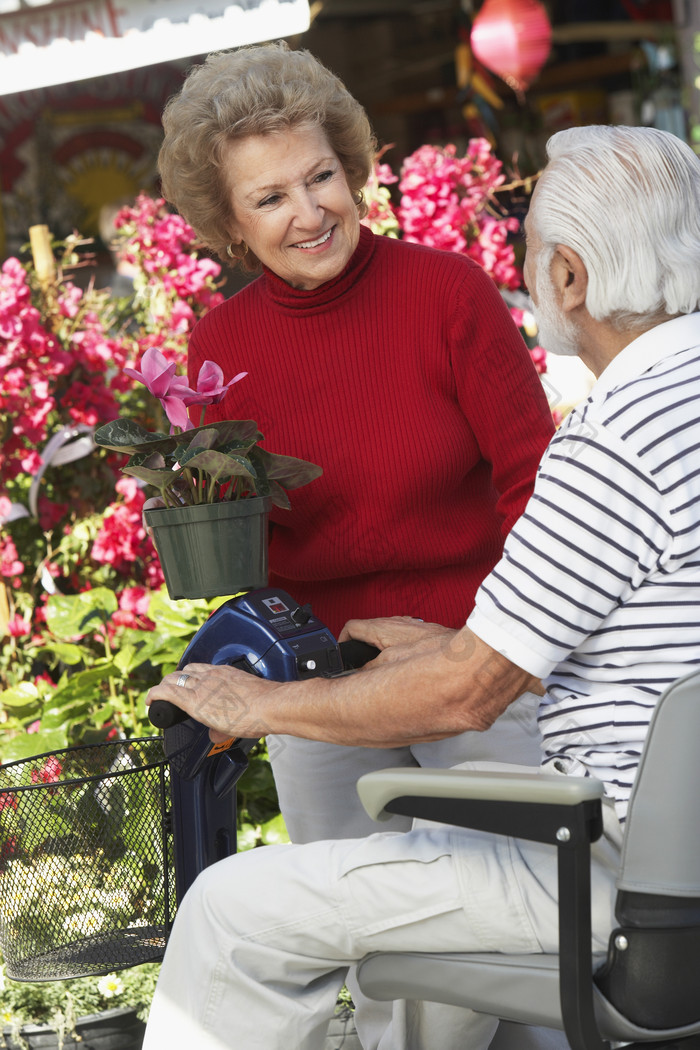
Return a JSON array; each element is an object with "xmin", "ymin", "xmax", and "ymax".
[{"xmin": 0, "ymin": 0, "xmax": 310, "ymax": 96}]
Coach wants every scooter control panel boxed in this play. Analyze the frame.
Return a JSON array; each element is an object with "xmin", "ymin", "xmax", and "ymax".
[{"xmin": 149, "ymin": 588, "xmax": 379, "ymax": 730}]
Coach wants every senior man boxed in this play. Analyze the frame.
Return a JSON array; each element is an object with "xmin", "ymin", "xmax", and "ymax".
[{"xmin": 143, "ymin": 124, "xmax": 700, "ymax": 1050}]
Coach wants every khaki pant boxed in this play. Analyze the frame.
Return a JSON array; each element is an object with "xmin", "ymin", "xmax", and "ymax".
[{"xmin": 144, "ymin": 769, "xmax": 622, "ymax": 1050}]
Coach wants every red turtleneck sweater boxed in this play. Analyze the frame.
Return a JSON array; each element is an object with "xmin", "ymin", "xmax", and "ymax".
[{"xmin": 188, "ymin": 226, "xmax": 554, "ymax": 635}]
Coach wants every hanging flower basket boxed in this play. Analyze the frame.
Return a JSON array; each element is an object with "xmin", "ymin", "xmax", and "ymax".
[{"xmin": 144, "ymin": 496, "xmax": 271, "ymax": 600}]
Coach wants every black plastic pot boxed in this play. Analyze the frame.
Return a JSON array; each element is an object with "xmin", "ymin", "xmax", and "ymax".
[{"xmin": 1, "ymin": 1007, "xmax": 145, "ymax": 1049}]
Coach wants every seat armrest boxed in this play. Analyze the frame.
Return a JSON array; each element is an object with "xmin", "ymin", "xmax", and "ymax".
[
  {"xmin": 357, "ymin": 766, "xmax": 608, "ymax": 1050},
  {"xmin": 357, "ymin": 767, "xmax": 604, "ymax": 822}
]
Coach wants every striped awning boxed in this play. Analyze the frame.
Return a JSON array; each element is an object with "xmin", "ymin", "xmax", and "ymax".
[{"xmin": 0, "ymin": 0, "xmax": 310, "ymax": 96}]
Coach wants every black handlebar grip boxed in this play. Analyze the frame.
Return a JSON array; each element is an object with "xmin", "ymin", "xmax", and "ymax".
[
  {"xmin": 148, "ymin": 699, "xmax": 190, "ymax": 730},
  {"xmin": 339, "ymin": 639, "xmax": 381, "ymax": 670}
]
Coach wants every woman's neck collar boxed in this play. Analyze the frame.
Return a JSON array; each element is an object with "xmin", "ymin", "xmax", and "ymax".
[{"xmin": 262, "ymin": 224, "xmax": 375, "ymax": 309}]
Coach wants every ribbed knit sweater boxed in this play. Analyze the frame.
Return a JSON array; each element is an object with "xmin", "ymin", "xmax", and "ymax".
[{"xmin": 188, "ymin": 225, "xmax": 554, "ymax": 635}]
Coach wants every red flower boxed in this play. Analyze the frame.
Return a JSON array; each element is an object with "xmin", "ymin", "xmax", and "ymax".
[
  {"xmin": 7, "ymin": 614, "xmax": 30, "ymax": 637},
  {"xmin": 0, "ymin": 835, "xmax": 18, "ymax": 870},
  {"xmin": 30, "ymin": 756, "xmax": 63, "ymax": 785}
]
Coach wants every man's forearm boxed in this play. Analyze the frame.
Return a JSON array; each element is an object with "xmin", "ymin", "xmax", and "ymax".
[{"xmin": 146, "ymin": 627, "xmax": 536, "ymax": 748}]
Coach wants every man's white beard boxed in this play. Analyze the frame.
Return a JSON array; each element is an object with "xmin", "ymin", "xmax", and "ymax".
[{"xmin": 532, "ymin": 268, "xmax": 581, "ymax": 358}]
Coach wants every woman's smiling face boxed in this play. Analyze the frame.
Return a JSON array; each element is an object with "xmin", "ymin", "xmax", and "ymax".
[{"xmin": 223, "ymin": 124, "xmax": 361, "ymax": 290}]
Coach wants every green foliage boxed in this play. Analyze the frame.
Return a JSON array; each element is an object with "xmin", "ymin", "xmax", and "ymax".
[
  {"xmin": 0, "ymin": 590, "xmax": 218, "ymax": 761},
  {"xmin": 0, "ymin": 959, "xmax": 160, "ymax": 1029},
  {"xmin": 237, "ymin": 743, "xmax": 289, "ymax": 850},
  {"xmin": 94, "ymin": 418, "xmax": 322, "ymax": 510}
]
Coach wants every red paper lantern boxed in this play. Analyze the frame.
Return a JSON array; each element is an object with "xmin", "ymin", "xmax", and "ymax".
[{"xmin": 470, "ymin": 0, "xmax": 552, "ymax": 95}]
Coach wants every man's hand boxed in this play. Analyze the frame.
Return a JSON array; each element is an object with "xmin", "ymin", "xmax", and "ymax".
[
  {"xmin": 145, "ymin": 626, "xmax": 536, "ymax": 750},
  {"xmin": 146, "ymin": 663, "xmax": 280, "ymax": 743},
  {"xmin": 339, "ymin": 616, "xmax": 456, "ymax": 663}
]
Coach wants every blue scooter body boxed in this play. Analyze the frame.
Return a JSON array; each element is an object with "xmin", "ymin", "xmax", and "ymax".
[{"xmin": 155, "ymin": 588, "xmax": 375, "ymax": 903}]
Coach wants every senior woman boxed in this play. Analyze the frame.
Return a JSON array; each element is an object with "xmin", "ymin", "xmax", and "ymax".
[
  {"xmin": 157, "ymin": 40, "xmax": 553, "ymax": 835},
  {"xmin": 157, "ymin": 40, "xmax": 557, "ymax": 1050}
]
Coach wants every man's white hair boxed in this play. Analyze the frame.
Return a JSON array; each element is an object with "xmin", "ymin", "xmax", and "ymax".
[{"xmin": 530, "ymin": 125, "xmax": 700, "ymax": 330}]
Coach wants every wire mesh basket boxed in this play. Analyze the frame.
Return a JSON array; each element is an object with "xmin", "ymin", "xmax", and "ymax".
[{"xmin": 0, "ymin": 738, "xmax": 175, "ymax": 982}]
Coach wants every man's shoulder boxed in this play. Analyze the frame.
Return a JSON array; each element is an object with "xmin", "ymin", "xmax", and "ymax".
[
  {"xmin": 598, "ymin": 342, "xmax": 700, "ymax": 444},
  {"xmin": 544, "ymin": 342, "xmax": 700, "ymax": 518}
]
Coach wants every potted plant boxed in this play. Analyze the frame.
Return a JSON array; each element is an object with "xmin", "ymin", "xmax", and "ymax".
[
  {"xmin": 93, "ymin": 348, "xmax": 322, "ymax": 600},
  {"xmin": 0, "ymin": 957, "xmax": 158, "ymax": 1049}
]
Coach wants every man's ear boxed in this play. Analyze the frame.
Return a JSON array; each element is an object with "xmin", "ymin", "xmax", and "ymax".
[{"xmin": 551, "ymin": 244, "xmax": 588, "ymax": 313}]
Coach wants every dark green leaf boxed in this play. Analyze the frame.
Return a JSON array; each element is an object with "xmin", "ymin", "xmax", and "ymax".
[
  {"xmin": 183, "ymin": 449, "xmax": 256, "ymax": 485},
  {"xmin": 269, "ymin": 479, "xmax": 291, "ymax": 510},
  {"xmin": 250, "ymin": 446, "xmax": 322, "ymax": 491},
  {"xmin": 1, "ymin": 682, "xmax": 39, "ymax": 710},
  {"xmin": 94, "ymin": 419, "xmax": 174, "ymax": 456},
  {"xmin": 122, "ymin": 464, "xmax": 179, "ymax": 488},
  {"xmin": 35, "ymin": 642, "xmax": 86, "ymax": 666},
  {"xmin": 0, "ymin": 728, "xmax": 67, "ymax": 762}
]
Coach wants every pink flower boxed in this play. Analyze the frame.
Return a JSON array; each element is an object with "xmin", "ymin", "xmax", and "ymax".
[
  {"xmin": 124, "ymin": 346, "xmax": 196, "ymax": 431},
  {"xmin": 393, "ymin": 140, "xmax": 521, "ymax": 290},
  {"xmin": 7, "ymin": 614, "xmax": 30, "ymax": 637},
  {"xmin": 112, "ymin": 585, "xmax": 155, "ymax": 631},
  {"xmin": 30, "ymin": 756, "xmax": 62, "ymax": 784},
  {"xmin": 529, "ymin": 346, "xmax": 548, "ymax": 375},
  {"xmin": 91, "ymin": 477, "xmax": 161, "ymax": 587},
  {"xmin": 124, "ymin": 346, "xmax": 177, "ymax": 399},
  {"xmin": 0, "ymin": 536, "xmax": 24, "ymax": 579},
  {"xmin": 0, "ymin": 835, "xmax": 18, "ymax": 869},
  {"xmin": 190, "ymin": 360, "xmax": 247, "ymax": 406}
]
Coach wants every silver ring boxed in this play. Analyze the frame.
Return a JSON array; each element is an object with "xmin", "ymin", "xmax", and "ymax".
[{"xmin": 176, "ymin": 673, "xmax": 191, "ymax": 688}]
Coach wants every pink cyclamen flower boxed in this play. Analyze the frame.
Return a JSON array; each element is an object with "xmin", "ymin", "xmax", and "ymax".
[
  {"xmin": 160, "ymin": 392, "xmax": 193, "ymax": 432},
  {"xmin": 124, "ymin": 346, "xmax": 177, "ymax": 398},
  {"xmin": 124, "ymin": 346, "xmax": 196, "ymax": 431},
  {"xmin": 191, "ymin": 361, "xmax": 247, "ymax": 405}
]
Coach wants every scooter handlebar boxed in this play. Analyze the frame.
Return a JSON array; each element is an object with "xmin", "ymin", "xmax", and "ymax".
[
  {"xmin": 147, "ymin": 638, "xmax": 381, "ymax": 730},
  {"xmin": 148, "ymin": 698, "xmax": 189, "ymax": 729},
  {"xmin": 338, "ymin": 638, "xmax": 381, "ymax": 670}
]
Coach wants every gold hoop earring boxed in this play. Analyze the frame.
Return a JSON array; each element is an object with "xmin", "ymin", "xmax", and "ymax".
[
  {"xmin": 353, "ymin": 190, "xmax": 365, "ymax": 208},
  {"xmin": 226, "ymin": 241, "xmax": 248, "ymax": 260}
]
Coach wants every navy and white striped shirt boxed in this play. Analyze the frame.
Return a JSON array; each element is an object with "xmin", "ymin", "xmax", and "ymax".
[{"xmin": 469, "ymin": 313, "xmax": 700, "ymax": 819}]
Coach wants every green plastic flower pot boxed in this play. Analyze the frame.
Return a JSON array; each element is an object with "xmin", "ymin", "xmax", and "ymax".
[{"xmin": 144, "ymin": 497, "xmax": 271, "ymax": 600}]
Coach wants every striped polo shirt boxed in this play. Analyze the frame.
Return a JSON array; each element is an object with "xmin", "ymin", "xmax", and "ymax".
[{"xmin": 468, "ymin": 312, "xmax": 700, "ymax": 820}]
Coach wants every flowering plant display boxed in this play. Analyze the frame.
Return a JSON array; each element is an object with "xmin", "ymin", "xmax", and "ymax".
[
  {"xmin": 362, "ymin": 138, "xmax": 549, "ymax": 382},
  {"xmin": 0, "ymin": 200, "xmax": 228, "ymax": 760},
  {"xmin": 93, "ymin": 347, "xmax": 322, "ymax": 510}
]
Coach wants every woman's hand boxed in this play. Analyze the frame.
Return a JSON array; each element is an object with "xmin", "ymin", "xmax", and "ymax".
[{"xmin": 142, "ymin": 495, "xmax": 166, "ymax": 537}]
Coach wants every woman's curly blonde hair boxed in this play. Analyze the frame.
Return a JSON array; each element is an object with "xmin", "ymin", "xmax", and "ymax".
[{"xmin": 158, "ymin": 41, "xmax": 376, "ymax": 273}]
